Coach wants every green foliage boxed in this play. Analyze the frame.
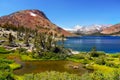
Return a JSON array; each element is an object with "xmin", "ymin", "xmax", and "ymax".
[
  {"xmin": 111, "ymin": 53, "xmax": 120, "ymax": 58},
  {"xmin": 39, "ymin": 51, "xmax": 68, "ymax": 60},
  {"xmin": 8, "ymin": 33, "xmax": 14, "ymax": 45},
  {"xmin": 91, "ymin": 71, "xmax": 109, "ymax": 80},
  {"xmin": 18, "ymin": 70, "xmax": 120, "ymax": 80},
  {"xmin": 22, "ymin": 71, "xmax": 81, "ymax": 80},
  {"xmin": 0, "ymin": 58, "xmax": 14, "ymax": 64},
  {"xmin": 70, "ymin": 53, "xmax": 85, "ymax": 59},
  {"xmin": 0, "ymin": 71, "xmax": 13, "ymax": 80},
  {"xmin": 80, "ymin": 70, "xmax": 120, "ymax": 80},
  {"xmin": 89, "ymin": 47, "xmax": 105, "ymax": 57},
  {"xmin": 85, "ymin": 63, "xmax": 94, "ymax": 70},
  {"xmin": 80, "ymin": 73, "xmax": 92, "ymax": 80},
  {"xmin": 106, "ymin": 61, "xmax": 120, "ymax": 68},
  {"xmin": 1, "ymin": 24, "xmax": 69, "ymax": 60},
  {"xmin": 89, "ymin": 46, "xmax": 98, "ymax": 57},
  {"xmin": 17, "ymin": 48, "xmax": 27, "ymax": 54},
  {"xmin": 0, "ymin": 47, "xmax": 13, "ymax": 54},
  {"xmin": 9, "ymin": 63, "xmax": 21, "ymax": 70},
  {"xmin": 95, "ymin": 56, "xmax": 106, "ymax": 65},
  {"xmin": 0, "ymin": 58, "xmax": 14, "ymax": 80},
  {"xmin": 31, "ymin": 26, "xmax": 69, "ymax": 60}
]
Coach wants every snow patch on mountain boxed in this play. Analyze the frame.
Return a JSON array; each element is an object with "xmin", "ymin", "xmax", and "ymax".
[
  {"xmin": 64, "ymin": 24, "xmax": 112, "ymax": 34},
  {"xmin": 73, "ymin": 24, "xmax": 112, "ymax": 34},
  {"xmin": 30, "ymin": 12, "xmax": 37, "ymax": 17}
]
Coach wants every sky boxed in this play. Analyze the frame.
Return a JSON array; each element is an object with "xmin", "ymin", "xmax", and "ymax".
[{"xmin": 0, "ymin": 0, "xmax": 120, "ymax": 29}]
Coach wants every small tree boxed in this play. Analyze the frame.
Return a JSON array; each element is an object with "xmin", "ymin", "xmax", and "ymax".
[
  {"xmin": 90, "ymin": 46, "xmax": 98, "ymax": 57},
  {"xmin": 61, "ymin": 34, "xmax": 65, "ymax": 48},
  {"xmin": 8, "ymin": 33, "xmax": 14, "ymax": 46}
]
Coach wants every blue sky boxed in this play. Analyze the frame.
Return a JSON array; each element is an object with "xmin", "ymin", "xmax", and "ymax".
[{"xmin": 0, "ymin": 0, "xmax": 120, "ymax": 28}]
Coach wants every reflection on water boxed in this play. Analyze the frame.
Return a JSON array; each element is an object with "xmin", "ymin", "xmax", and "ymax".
[
  {"xmin": 63, "ymin": 36, "xmax": 120, "ymax": 53},
  {"xmin": 14, "ymin": 61, "xmax": 89, "ymax": 75}
]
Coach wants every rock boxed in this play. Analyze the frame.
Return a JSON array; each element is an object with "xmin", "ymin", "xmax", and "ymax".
[
  {"xmin": 0, "ymin": 40, "xmax": 5, "ymax": 43},
  {"xmin": 73, "ymin": 66, "xmax": 79, "ymax": 69},
  {"xmin": 69, "ymin": 65, "xmax": 79, "ymax": 69}
]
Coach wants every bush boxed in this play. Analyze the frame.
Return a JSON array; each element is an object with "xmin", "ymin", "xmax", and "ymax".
[
  {"xmin": 82, "ymin": 58, "xmax": 90, "ymax": 64},
  {"xmin": 89, "ymin": 47, "xmax": 105, "ymax": 57},
  {"xmin": 17, "ymin": 48, "xmax": 27, "ymax": 54},
  {"xmin": 80, "ymin": 70, "xmax": 120, "ymax": 80},
  {"xmin": 0, "ymin": 58, "xmax": 14, "ymax": 80},
  {"xmin": 91, "ymin": 71, "xmax": 107, "ymax": 80},
  {"xmin": 85, "ymin": 64, "xmax": 94, "ymax": 70},
  {"xmin": 0, "ymin": 71, "xmax": 13, "ymax": 80},
  {"xmin": 95, "ymin": 56, "xmax": 106, "ymax": 65},
  {"xmin": 106, "ymin": 61, "xmax": 120, "ymax": 68},
  {"xmin": 41, "ymin": 51, "xmax": 68, "ymax": 60}
]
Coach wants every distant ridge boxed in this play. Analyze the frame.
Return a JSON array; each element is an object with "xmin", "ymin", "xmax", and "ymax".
[
  {"xmin": 65, "ymin": 24, "xmax": 111, "ymax": 35},
  {"xmin": 101, "ymin": 23, "xmax": 120, "ymax": 35}
]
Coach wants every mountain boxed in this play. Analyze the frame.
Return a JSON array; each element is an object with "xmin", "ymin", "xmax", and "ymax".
[
  {"xmin": 101, "ymin": 23, "xmax": 120, "ymax": 35},
  {"xmin": 68, "ymin": 24, "xmax": 111, "ymax": 35},
  {"xmin": 0, "ymin": 9, "xmax": 73, "ymax": 36}
]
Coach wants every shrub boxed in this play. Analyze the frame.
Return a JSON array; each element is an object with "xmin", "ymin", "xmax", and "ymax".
[
  {"xmin": 0, "ymin": 71, "xmax": 13, "ymax": 80},
  {"xmin": 17, "ymin": 48, "xmax": 27, "ymax": 54},
  {"xmin": 85, "ymin": 64, "xmax": 94, "ymax": 70},
  {"xmin": 95, "ymin": 56, "xmax": 106, "ymax": 65},
  {"xmin": 89, "ymin": 47, "xmax": 105, "ymax": 57},
  {"xmin": 106, "ymin": 61, "xmax": 120, "ymax": 68},
  {"xmin": 91, "ymin": 71, "xmax": 108, "ymax": 80},
  {"xmin": 80, "ymin": 70, "xmax": 120, "ymax": 80},
  {"xmin": 0, "ymin": 58, "xmax": 14, "ymax": 80},
  {"xmin": 82, "ymin": 58, "xmax": 91, "ymax": 64}
]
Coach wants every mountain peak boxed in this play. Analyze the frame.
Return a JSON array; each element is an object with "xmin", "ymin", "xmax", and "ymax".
[
  {"xmin": 65, "ymin": 24, "xmax": 111, "ymax": 35},
  {"xmin": 0, "ymin": 9, "xmax": 73, "ymax": 36},
  {"xmin": 9, "ymin": 9, "xmax": 49, "ymax": 20}
]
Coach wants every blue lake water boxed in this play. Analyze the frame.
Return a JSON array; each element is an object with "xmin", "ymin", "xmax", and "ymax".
[{"xmin": 63, "ymin": 36, "xmax": 120, "ymax": 53}]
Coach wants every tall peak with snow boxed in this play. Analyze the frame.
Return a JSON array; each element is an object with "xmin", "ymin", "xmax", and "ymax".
[{"xmin": 65, "ymin": 24, "xmax": 112, "ymax": 35}]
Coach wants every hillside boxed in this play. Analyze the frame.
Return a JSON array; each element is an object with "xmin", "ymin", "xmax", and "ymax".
[
  {"xmin": 65, "ymin": 24, "xmax": 111, "ymax": 35},
  {"xmin": 101, "ymin": 23, "xmax": 120, "ymax": 35},
  {"xmin": 0, "ymin": 9, "xmax": 73, "ymax": 36}
]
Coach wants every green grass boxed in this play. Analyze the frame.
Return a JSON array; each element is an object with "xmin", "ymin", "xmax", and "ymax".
[
  {"xmin": 14, "ymin": 70, "xmax": 120, "ymax": 80},
  {"xmin": 92, "ymin": 64, "xmax": 115, "ymax": 73},
  {"xmin": 0, "ymin": 47, "xmax": 13, "ymax": 54},
  {"xmin": 16, "ymin": 71, "xmax": 81, "ymax": 80},
  {"xmin": 1, "ymin": 49, "xmax": 120, "ymax": 80},
  {"xmin": 0, "ymin": 54, "xmax": 9, "ymax": 58},
  {"xmin": 0, "ymin": 58, "xmax": 14, "ymax": 80},
  {"xmin": 20, "ymin": 55, "xmax": 37, "ymax": 61},
  {"xmin": 67, "ymin": 57, "xmax": 84, "ymax": 62},
  {"xmin": 9, "ymin": 63, "xmax": 21, "ymax": 70}
]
